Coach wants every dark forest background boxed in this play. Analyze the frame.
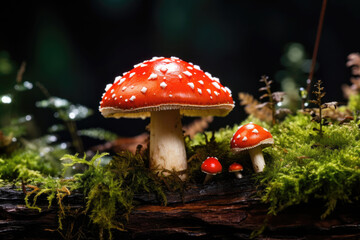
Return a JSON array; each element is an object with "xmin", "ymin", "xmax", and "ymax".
[{"xmin": 1, "ymin": 0, "xmax": 360, "ymax": 141}]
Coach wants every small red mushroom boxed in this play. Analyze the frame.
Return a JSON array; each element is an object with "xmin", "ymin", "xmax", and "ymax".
[
  {"xmin": 228, "ymin": 163, "xmax": 243, "ymax": 179},
  {"xmin": 99, "ymin": 57, "xmax": 234, "ymax": 180},
  {"xmin": 230, "ymin": 123, "xmax": 273, "ymax": 173},
  {"xmin": 201, "ymin": 157, "xmax": 222, "ymax": 184}
]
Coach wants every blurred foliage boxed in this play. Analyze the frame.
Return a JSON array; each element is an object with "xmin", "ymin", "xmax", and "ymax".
[
  {"xmin": 275, "ymin": 42, "xmax": 312, "ymax": 111},
  {"xmin": 78, "ymin": 128, "xmax": 118, "ymax": 142}
]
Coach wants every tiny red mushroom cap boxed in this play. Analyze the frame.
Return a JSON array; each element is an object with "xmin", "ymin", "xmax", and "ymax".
[
  {"xmin": 230, "ymin": 123, "xmax": 273, "ymax": 151},
  {"xmin": 201, "ymin": 157, "xmax": 222, "ymax": 175},
  {"xmin": 228, "ymin": 163, "xmax": 243, "ymax": 172},
  {"xmin": 99, "ymin": 56, "xmax": 234, "ymax": 118}
]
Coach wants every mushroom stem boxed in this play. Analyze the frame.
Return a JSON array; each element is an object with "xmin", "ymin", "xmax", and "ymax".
[
  {"xmin": 203, "ymin": 174, "xmax": 213, "ymax": 184},
  {"xmin": 149, "ymin": 110, "xmax": 187, "ymax": 180},
  {"xmin": 234, "ymin": 172, "xmax": 243, "ymax": 179},
  {"xmin": 248, "ymin": 147, "xmax": 266, "ymax": 173}
]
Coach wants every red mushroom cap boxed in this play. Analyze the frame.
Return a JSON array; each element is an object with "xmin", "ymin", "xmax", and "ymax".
[
  {"xmin": 201, "ymin": 157, "xmax": 222, "ymax": 175},
  {"xmin": 99, "ymin": 56, "xmax": 234, "ymax": 118},
  {"xmin": 228, "ymin": 163, "xmax": 243, "ymax": 172},
  {"xmin": 230, "ymin": 123, "xmax": 274, "ymax": 152}
]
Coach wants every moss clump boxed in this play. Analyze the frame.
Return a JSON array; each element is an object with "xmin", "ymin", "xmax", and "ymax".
[
  {"xmin": 0, "ymin": 150, "xmax": 59, "ymax": 183},
  {"xmin": 258, "ymin": 113, "xmax": 360, "ymax": 218},
  {"xmin": 58, "ymin": 151, "xmax": 167, "ymax": 239}
]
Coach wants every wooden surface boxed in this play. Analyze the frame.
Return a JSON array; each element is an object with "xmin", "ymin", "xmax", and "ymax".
[{"xmin": 0, "ymin": 177, "xmax": 359, "ymax": 239}]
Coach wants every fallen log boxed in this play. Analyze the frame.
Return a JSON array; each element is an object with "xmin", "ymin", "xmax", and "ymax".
[{"xmin": 0, "ymin": 177, "xmax": 359, "ymax": 239}]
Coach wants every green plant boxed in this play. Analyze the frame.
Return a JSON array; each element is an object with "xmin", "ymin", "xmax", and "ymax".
[{"xmin": 257, "ymin": 113, "xmax": 360, "ymax": 219}]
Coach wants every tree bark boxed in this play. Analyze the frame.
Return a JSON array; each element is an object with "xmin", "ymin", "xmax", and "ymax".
[{"xmin": 0, "ymin": 177, "xmax": 359, "ymax": 239}]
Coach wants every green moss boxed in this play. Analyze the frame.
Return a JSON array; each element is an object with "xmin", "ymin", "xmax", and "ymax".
[
  {"xmin": 0, "ymin": 150, "xmax": 59, "ymax": 183},
  {"xmin": 258, "ymin": 113, "xmax": 360, "ymax": 218},
  {"xmin": 348, "ymin": 93, "xmax": 360, "ymax": 113}
]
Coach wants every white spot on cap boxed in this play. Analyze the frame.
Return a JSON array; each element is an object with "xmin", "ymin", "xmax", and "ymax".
[
  {"xmin": 206, "ymin": 89, "xmax": 211, "ymax": 94},
  {"xmin": 160, "ymin": 82, "xmax": 167, "ymax": 89},
  {"xmin": 264, "ymin": 128, "xmax": 269, "ymax": 132},
  {"xmin": 187, "ymin": 82, "xmax": 195, "ymax": 89},
  {"xmin": 194, "ymin": 65, "xmax": 201, "ymax": 70},
  {"xmin": 123, "ymin": 71, "xmax": 128, "ymax": 76},
  {"xmin": 105, "ymin": 84, "xmax": 112, "ymax": 91},
  {"xmin": 130, "ymin": 85, "xmax": 134, "ymax": 89},
  {"xmin": 212, "ymin": 77, "xmax": 220, "ymax": 83},
  {"xmin": 236, "ymin": 134, "xmax": 241, "ymax": 139},
  {"xmin": 142, "ymin": 72, "xmax": 146, "ymax": 75},
  {"xmin": 205, "ymin": 72, "xmax": 212, "ymax": 78},
  {"xmin": 141, "ymin": 87, "xmax": 147, "ymax": 94},
  {"xmin": 183, "ymin": 71, "xmax": 192, "ymax": 77},
  {"xmin": 171, "ymin": 56, "xmax": 179, "ymax": 59},
  {"xmin": 210, "ymin": 96, "xmax": 213, "ymax": 99},
  {"xmin": 246, "ymin": 124, "xmax": 255, "ymax": 129},
  {"xmin": 214, "ymin": 91, "xmax": 219, "ymax": 96},
  {"xmin": 225, "ymin": 87, "xmax": 232, "ymax": 94},
  {"xmin": 242, "ymin": 136, "xmax": 248, "ymax": 142},
  {"xmin": 114, "ymin": 76, "xmax": 121, "ymax": 83},
  {"xmin": 134, "ymin": 63, "xmax": 140, "ymax": 68},
  {"xmin": 252, "ymin": 129, "xmax": 259, "ymax": 134},
  {"xmin": 189, "ymin": 62, "xmax": 194, "ymax": 65},
  {"xmin": 129, "ymin": 72, "xmax": 135, "ymax": 78},
  {"xmin": 178, "ymin": 74, "xmax": 183, "ymax": 79},
  {"xmin": 160, "ymin": 66, "xmax": 168, "ymax": 73},
  {"xmin": 163, "ymin": 59, "xmax": 172, "ymax": 63},
  {"xmin": 212, "ymin": 82, "xmax": 221, "ymax": 90},
  {"xmin": 169, "ymin": 94, "xmax": 173, "ymax": 98},
  {"xmin": 120, "ymin": 96, "xmax": 122, "ymax": 99},
  {"xmin": 122, "ymin": 86, "xmax": 127, "ymax": 91},
  {"xmin": 112, "ymin": 93, "xmax": 116, "ymax": 98},
  {"xmin": 118, "ymin": 78, "xmax": 126, "ymax": 85},
  {"xmin": 148, "ymin": 73, "xmax": 158, "ymax": 80},
  {"xmin": 198, "ymin": 80, "xmax": 204, "ymax": 85},
  {"xmin": 125, "ymin": 99, "xmax": 128, "ymax": 102},
  {"xmin": 187, "ymin": 66, "xmax": 193, "ymax": 70},
  {"xmin": 110, "ymin": 89, "xmax": 114, "ymax": 93},
  {"xmin": 140, "ymin": 63, "xmax": 147, "ymax": 67},
  {"xmin": 130, "ymin": 95, "xmax": 136, "ymax": 102},
  {"xmin": 197, "ymin": 88, "xmax": 202, "ymax": 94}
]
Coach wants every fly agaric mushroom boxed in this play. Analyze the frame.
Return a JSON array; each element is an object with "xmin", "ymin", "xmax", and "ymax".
[
  {"xmin": 230, "ymin": 123, "xmax": 273, "ymax": 173},
  {"xmin": 201, "ymin": 157, "xmax": 222, "ymax": 184},
  {"xmin": 228, "ymin": 163, "xmax": 243, "ymax": 179},
  {"xmin": 99, "ymin": 57, "xmax": 234, "ymax": 180}
]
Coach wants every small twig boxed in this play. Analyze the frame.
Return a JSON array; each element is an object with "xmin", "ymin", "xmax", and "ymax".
[
  {"xmin": 16, "ymin": 62, "xmax": 26, "ymax": 83},
  {"xmin": 306, "ymin": 0, "xmax": 328, "ymax": 96}
]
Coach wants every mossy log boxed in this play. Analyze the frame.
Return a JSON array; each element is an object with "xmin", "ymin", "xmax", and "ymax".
[{"xmin": 1, "ymin": 177, "xmax": 360, "ymax": 239}]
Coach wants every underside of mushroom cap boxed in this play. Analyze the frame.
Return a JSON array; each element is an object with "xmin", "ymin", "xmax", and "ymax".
[
  {"xmin": 231, "ymin": 137, "xmax": 274, "ymax": 153},
  {"xmin": 99, "ymin": 56, "xmax": 234, "ymax": 119}
]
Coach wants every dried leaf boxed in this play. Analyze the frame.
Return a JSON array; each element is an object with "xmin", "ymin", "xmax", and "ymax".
[
  {"xmin": 322, "ymin": 101, "xmax": 338, "ymax": 109},
  {"xmin": 346, "ymin": 53, "xmax": 360, "ymax": 76},
  {"xmin": 183, "ymin": 116, "xmax": 214, "ymax": 139},
  {"xmin": 259, "ymin": 93, "xmax": 269, "ymax": 100},
  {"xmin": 258, "ymin": 87, "xmax": 268, "ymax": 92},
  {"xmin": 238, "ymin": 92, "xmax": 272, "ymax": 122},
  {"xmin": 272, "ymin": 92, "xmax": 286, "ymax": 102},
  {"xmin": 256, "ymin": 102, "xmax": 270, "ymax": 109}
]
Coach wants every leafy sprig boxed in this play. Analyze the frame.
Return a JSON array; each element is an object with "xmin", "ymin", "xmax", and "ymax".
[{"xmin": 258, "ymin": 75, "xmax": 288, "ymax": 125}]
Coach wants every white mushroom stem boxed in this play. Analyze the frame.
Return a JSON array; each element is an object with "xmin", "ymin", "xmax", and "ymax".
[
  {"xmin": 233, "ymin": 172, "xmax": 243, "ymax": 179},
  {"xmin": 248, "ymin": 147, "xmax": 266, "ymax": 173},
  {"xmin": 149, "ymin": 110, "xmax": 187, "ymax": 180}
]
